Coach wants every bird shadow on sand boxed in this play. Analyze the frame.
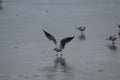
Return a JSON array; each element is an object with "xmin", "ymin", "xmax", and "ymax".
[{"xmin": 77, "ymin": 33, "xmax": 86, "ymax": 41}]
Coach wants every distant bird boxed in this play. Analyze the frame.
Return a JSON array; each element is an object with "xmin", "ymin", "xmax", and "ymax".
[
  {"xmin": 117, "ymin": 24, "xmax": 120, "ymax": 34},
  {"xmin": 118, "ymin": 24, "xmax": 120, "ymax": 29},
  {"xmin": 106, "ymin": 35, "xmax": 117, "ymax": 45},
  {"xmin": 43, "ymin": 30, "xmax": 74, "ymax": 56},
  {"xmin": 76, "ymin": 26, "xmax": 86, "ymax": 32}
]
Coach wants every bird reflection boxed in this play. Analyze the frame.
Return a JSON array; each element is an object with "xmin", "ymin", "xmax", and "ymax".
[
  {"xmin": 107, "ymin": 44, "xmax": 117, "ymax": 52},
  {"xmin": 54, "ymin": 57, "xmax": 67, "ymax": 69},
  {"xmin": 107, "ymin": 44, "xmax": 117, "ymax": 58},
  {"xmin": 45, "ymin": 57, "xmax": 73, "ymax": 80},
  {"xmin": 77, "ymin": 33, "xmax": 86, "ymax": 41}
]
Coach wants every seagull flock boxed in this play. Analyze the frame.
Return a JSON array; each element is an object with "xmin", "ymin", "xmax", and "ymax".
[{"xmin": 43, "ymin": 25, "xmax": 119, "ymax": 56}]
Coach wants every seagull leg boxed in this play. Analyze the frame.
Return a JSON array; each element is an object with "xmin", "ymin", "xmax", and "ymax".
[{"xmin": 112, "ymin": 41, "xmax": 115, "ymax": 46}]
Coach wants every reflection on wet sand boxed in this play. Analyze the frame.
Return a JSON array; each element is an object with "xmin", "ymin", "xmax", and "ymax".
[
  {"xmin": 107, "ymin": 44, "xmax": 117, "ymax": 52},
  {"xmin": 107, "ymin": 44, "xmax": 117, "ymax": 58},
  {"xmin": 77, "ymin": 33, "xmax": 86, "ymax": 41},
  {"xmin": 45, "ymin": 57, "xmax": 74, "ymax": 80},
  {"xmin": 54, "ymin": 57, "xmax": 67, "ymax": 68}
]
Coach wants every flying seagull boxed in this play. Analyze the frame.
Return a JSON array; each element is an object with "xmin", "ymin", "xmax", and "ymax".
[
  {"xmin": 43, "ymin": 30, "xmax": 74, "ymax": 56},
  {"xmin": 76, "ymin": 26, "xmax": 86, "ymax": 32},
  {"xmin": 106, "ymin": 34, "xmax": 117, "ymax": 45}
]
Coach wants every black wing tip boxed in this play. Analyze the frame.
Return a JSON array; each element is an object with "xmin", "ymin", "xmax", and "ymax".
[
  {"xmin": 43, "ymin": 29, "xmax": 48, "ymax": 34},
  {"xmin": 67, "ymin": 36, "xmax": 75, "ymax": 40},
  {"xmin": 67, "ymin": 36, "xmax": 75, "ymax": 41},
  {"xmin": 43, "ymin": 29, "xmax": 49, "ymax": 36},
  {"xmin": 43, "ymin": 29, "xmax": 46, "ymax": 32}
]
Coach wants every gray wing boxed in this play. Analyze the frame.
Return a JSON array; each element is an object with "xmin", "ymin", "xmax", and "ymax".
[
  {"xmin": 59, "ymin": 36, "xmax": 75, "ymax": 49},
  {"xmin": 43, "ymin": 30, "xmax": 57, "ymax": 45}
]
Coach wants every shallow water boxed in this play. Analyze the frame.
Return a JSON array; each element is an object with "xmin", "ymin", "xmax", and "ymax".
[{"xmin": 0, "ymin": 0, "xmax": 120, "ymax": 80}]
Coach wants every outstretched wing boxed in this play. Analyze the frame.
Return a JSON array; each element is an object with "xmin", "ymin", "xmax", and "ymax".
[
  {"xmin": 60, "ymin": 36, "xmax": 75, "ymax": 49},
  {"xmin": 43, "ymin": 30, "xmax": 57, "ymax": 45}
]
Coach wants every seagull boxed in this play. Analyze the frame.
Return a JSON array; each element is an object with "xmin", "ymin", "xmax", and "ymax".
[
  {"xmin": 118, "ymin": 24, "xmax": 120, "ymax": 29},
  {"xmin": 76, "ymin": 26, "xmax": 86, "ymax": 32},
  {"xmin": 118, "ymin": 24, "xmax": 120, "ymax": 33},
  {"xmin": 43, "ymin": 30, "xmax": 74, "ymax": 56},
  {"xmin": 117, "ymin": 24, "xmax": 120, "ymax": 35},
  {"xmin": 106, "ymin": 35, "xmax": 117, "ymax": 45}
]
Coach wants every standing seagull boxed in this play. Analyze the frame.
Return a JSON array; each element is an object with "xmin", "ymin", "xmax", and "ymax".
[
  {"xmin": 43, "ymin": 30, "xmax": 74, "ymax": 56},
  {"xmin": 76, "ymin": 26, "xmax": 86, "ymax": 33},
  {"xmin": 118, "ymin": 24, "xmax": 120, "ymax": 29},
  {"xmin": 106, "ymin": 35, "xmax": 117, "ymax": 45},
  {"xmin": 117, "ymin": 24, "xmax": 120, "ymax": 35}
]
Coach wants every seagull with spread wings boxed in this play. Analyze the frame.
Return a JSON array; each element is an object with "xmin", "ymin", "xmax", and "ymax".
[{"xmin": 43, "ymin": 30, "xmax": 74, "ymax": 56}]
